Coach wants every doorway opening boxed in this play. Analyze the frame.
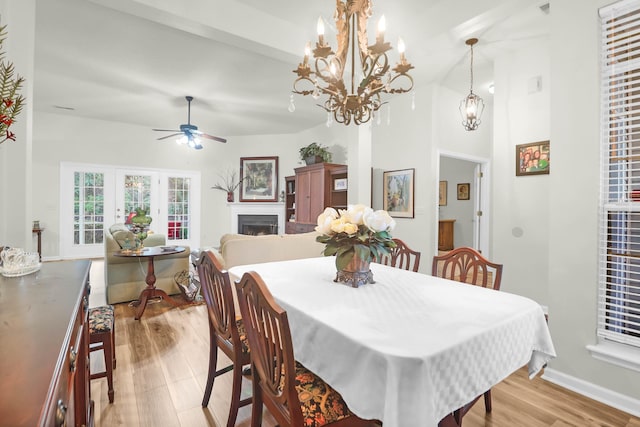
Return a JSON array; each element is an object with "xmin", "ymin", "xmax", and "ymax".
[{"xmin": 437, "ymin": 151, "xmax": 490, "ymax": 257}]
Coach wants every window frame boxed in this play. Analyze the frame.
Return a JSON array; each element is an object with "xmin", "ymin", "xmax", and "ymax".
[{"xmin": 594, "ymin": 0, "xmax": 640, "ymax": 371}]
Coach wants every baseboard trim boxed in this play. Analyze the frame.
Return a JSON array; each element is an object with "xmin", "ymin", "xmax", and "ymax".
[{"xmin": 542, "ymin": 368, "xmax": 640, "ymax": 418}]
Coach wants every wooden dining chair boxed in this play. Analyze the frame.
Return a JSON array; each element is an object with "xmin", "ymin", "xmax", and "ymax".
[
  {"xmin": 235, "ymin": 271, "xmax": 377, "ymax": 427},
  {"xmin": 431, "ymin": 246, "xmax": 503, "ymax": 425},
  {"xmin": 377, "ymin": 238, "xmax": 421, "ymax": 272},
  {"xmin": 432, "ymin": 246, "xmax": 503, "ymax": 290},
  {"xmin": 197, "ymin": 251, "xmax": 251, "ymax": 427}
]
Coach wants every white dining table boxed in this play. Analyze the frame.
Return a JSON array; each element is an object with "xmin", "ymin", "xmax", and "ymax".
[{"xmin": 228, "ymin": 256, "xmax": 556, "ymax": 427}]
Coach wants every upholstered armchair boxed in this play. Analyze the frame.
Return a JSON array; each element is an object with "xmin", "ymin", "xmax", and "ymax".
[{"xmin": 104, "ymin": 224, "xmax": 190, "ymax": 304}]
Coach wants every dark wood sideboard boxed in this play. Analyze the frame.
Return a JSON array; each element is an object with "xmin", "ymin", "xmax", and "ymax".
[{"xmin": 0, "ymin": 260, "xmax": 93, "ymax": 426}]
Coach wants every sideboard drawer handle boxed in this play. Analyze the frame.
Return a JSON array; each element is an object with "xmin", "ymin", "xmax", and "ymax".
[
  {"xmin": 69, "ymin": 347, "xmax": 77, "ymax": 372},
  {"xmin": 55, "ymin": 399, "xmax": 67, "ymax": 427}
]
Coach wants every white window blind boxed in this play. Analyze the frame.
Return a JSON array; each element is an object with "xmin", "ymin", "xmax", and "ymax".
[{"xmin": 599, "ymin": 0, "xmax": 640, "ymax": 348}]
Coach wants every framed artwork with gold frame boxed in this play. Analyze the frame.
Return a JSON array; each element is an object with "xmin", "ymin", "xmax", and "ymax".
[
  {"xmin": 439, "ymin": 180, "xmax": 447, "ymax": 206},
  {"xmin": 457, "ymin": 183, "xmax": 470, "ymax": 200}
]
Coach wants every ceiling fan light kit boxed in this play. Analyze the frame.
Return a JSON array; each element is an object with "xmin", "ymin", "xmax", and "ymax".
[
  {"xmin": 152, "ymin": 96, "xmax": 227, "ymax": 149},
  {"xmin": 292, "ymin": 0, "xmax": 414, "ymax": 126},
  {"xmin": 460, "ymin": 38, "xmax": 485, "ymax": 131}
]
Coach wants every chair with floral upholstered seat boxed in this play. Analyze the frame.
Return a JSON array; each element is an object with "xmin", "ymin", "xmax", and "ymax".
[
  {"xmin": 89, "ymin": 304, "xmax": 116, "ymax": 403},
  {"xmin": 432, "ymin": 246, "xmax": 503, "ymax": 425},
  {"xmin": 235, "ymin": 270, "xmax": 377, "ymax": 427},
  {"xmin": 197, "ymin": 250, "xmax": 251, "ymax": 427},
  {"xmin": 376, "ymin": 238, "xmax": 421, "ymax": 272}
]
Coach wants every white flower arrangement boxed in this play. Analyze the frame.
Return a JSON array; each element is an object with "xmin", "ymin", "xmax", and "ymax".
[{"xmin": 315, "ymin": 204, "xmax": 397, "ymax": 270}]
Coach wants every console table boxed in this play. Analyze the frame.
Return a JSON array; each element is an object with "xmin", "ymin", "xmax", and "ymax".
[
  {"xmin": 115, "ymin": 246, "xmax": 185, "ymax": 319},
  {"xmin": 438, "ymin": 219, "xmax": 456, "ymax": 251},
  {"xmin": 0, "ymin": 260, "xmax": 93, "ymax": 426}
]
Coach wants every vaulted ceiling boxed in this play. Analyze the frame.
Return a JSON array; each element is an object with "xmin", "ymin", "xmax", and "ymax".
[{"xmin": 33, "ymin": 0, "xmax": 549, "ymax": 139}]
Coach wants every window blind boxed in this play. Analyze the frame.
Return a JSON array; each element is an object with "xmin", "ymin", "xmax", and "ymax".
[{"xmin": 599, "ymin": 0, "xmax": 640, "ymax": 347}]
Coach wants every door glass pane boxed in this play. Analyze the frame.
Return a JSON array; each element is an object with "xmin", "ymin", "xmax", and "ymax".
[
  {"xmin": 124, "ymin": 175, "xmax": 151, "ymax": 222},
  {"xmin": 73, "ymin": 171, "xmax": 105, "ymax": 245},
  {"xmin": 167, "ymin": 176, "xmax": 190, "ymax": 240}
]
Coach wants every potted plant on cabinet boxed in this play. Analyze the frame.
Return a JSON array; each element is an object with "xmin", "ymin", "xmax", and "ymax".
[{"xmin": 299, "ymin": 142, "xmax": 332, "ymax": 165}]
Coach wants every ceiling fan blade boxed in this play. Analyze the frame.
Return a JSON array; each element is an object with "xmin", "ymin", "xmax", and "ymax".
[
  {"xmin": 152, "ymin": 128, "xmax": 181, "ymax": 132},
  {"xmin": 157, "ymin": 132, "xmax": 183, "ymax": 141},
  {"xmin": 199, "ymin": 133, "xmax": 227, "ymax": 143}
]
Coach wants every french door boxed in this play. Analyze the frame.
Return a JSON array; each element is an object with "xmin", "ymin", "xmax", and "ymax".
[
  {"xmin": 60, "ymin": 163, "xmax": 200, "ymax": 259},
  {"xmin": 115, "ymin": 170, "xmax": 160, "ymax": 228}
]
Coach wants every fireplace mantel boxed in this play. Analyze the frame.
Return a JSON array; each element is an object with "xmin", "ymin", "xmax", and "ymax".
[{"xmin": 229, "ymin": 202, "xmax": 285, "ymax": 235}]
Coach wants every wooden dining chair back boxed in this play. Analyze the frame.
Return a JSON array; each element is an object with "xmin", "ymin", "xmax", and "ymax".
[
  {"xmin": 197, "ymin": 251, "xmax": 251, "ymax": 427},
  {"xmin": 431, "ymin": 246, "xmax": 503, "ymax": 425},
  {"xmin": 235, "ymin": 271, "xmax": 375, "ymax": 427},
  {"xmin": 378, "ymin": 238, "xmax": 421, "ymax": 272},
  {"xmin": 431, "ymin": 246, "xmax": 503, "ymax": 290}
]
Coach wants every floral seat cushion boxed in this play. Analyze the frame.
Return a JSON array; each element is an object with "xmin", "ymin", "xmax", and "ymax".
[
  {"xmin": 294, "ymin": 361, "xmax": 353, "ymax": 426},
  {"xmin": 89, "ymin": 305, "xmax": 115, "ymax": 334},
  {"xmin": 234, "ymin": 318, "xmax": 250, "ymax": 354}
]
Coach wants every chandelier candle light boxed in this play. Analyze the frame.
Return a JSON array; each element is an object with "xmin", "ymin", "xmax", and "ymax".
[
  {"xmin": 316, "ymin": 204, "xmax": 396, "ymax": 288},
  {"xmin": 460, "ymin": 38, "xmax": 485, "ymax": 131},
  {"xmin": 292, "ymin": 0, "xmax": 414, "ymax": 125}
]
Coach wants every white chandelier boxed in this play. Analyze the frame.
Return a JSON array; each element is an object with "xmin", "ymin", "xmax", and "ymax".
[
  {"xmin": 460, "ymin": 38, "xmax": 485, "ymax": 131},
  {"xmin": 292, "ymin": 0, "xmax": 414, "ymax": 126}
]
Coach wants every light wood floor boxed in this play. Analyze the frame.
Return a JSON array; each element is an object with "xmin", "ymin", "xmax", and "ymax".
[{"xmin": 89, "ymin": 264, "xmax": 640, "ymax": 427}]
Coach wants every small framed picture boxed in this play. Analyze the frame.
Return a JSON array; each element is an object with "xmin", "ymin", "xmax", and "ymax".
[
  {"xmin": 516, "ymin": 141, "xmax": 550, "ymax": 176},
  {"xmin": 457, "ymin": 183, "xmax": 470, "ymax": 200},
  {"xmin": 240, "ymin": 156, "xmax": 279, "ymax": 202},
  {"xmin": 439, "ymin": 181, "xmax": 447, "ymax": 206},
  {"xmin": 334, "ymin": 178, "xmax": 348, "ymax": 191},
  {"xmin": 383, "ymin": 168, "xmax": 415, "ymax": 218}
]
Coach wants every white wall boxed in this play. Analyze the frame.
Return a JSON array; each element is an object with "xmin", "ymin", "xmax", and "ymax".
[
  {"xmin": 371, "ymin": 84, "xmax": 436, "ymax": 271},
  {"xmin": 492, "ymin": 37, "xmax": 551, "ymax": 305}
]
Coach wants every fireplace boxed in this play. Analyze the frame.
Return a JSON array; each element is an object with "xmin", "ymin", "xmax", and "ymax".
[
  {"xmin": 229, "ymin": 202, "xmax": 285, "ymax": 235},
  {"xmin": 238, "ymin": 214, "xmax": 278, "ymax": 235}
]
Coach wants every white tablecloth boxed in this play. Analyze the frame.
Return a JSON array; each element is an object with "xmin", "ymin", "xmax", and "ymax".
[{"xmin": 229, "ymin": 257, "xmax": 556, "ymax": 427}]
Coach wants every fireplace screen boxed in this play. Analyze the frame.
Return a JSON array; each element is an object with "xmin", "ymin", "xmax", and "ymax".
[{"xmin": 238, "ymin": 214, "xmax": 278, "ymax": 235}]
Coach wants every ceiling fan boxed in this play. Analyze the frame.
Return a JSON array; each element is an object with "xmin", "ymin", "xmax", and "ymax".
[{"xmin": 153, "ymin": 96, "xmax": 227, "ymax": 149}]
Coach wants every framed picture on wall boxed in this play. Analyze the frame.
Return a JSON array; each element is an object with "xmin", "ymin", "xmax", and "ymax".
[
  {"xmin": 334, "ymin": 178, "xmax": 348, "ymax": 191},
  {"xmin": 240, "ymin": 156, "xmax": 279, "ymax": 202},
  {"xmin": 516, "ymin": 141, "xmax": 550, "ymax": 176},
  {"xmin": 457, "ymin": 183, "xmax": 470, "ymax": 200},
  {"xmin": 439, "ymin": 180, "xmax": 447, "ymax": 206},
  {"xmin": 383, "ymin": 168, "xmax": 415, "ymax": 218}
]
